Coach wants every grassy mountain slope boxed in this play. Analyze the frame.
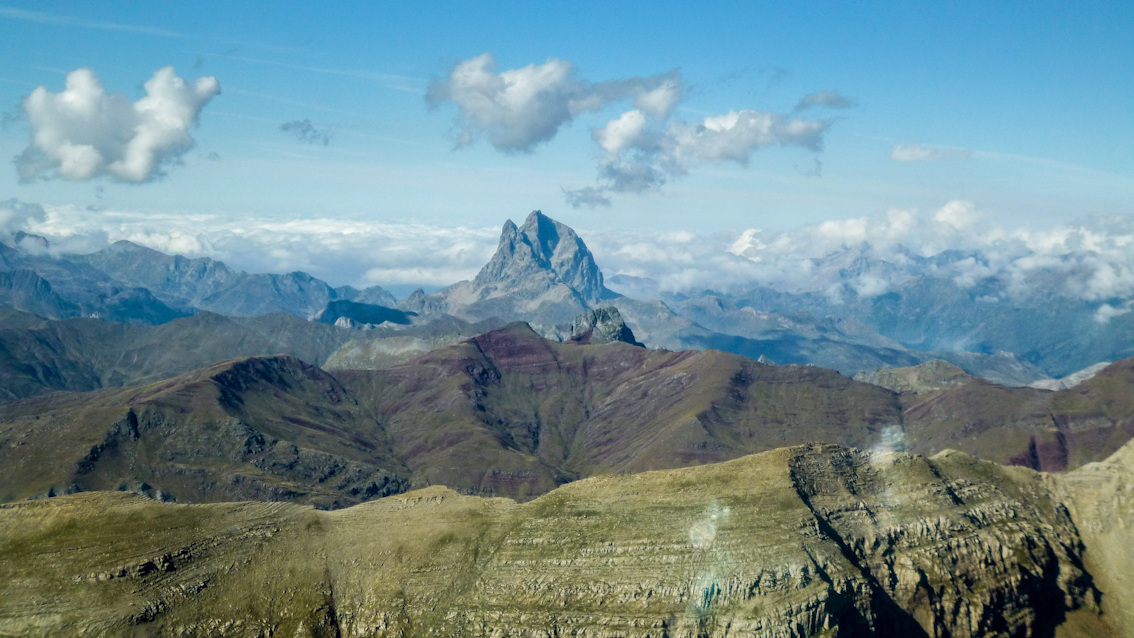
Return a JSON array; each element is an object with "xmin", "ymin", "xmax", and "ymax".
[
  {"xmin": 866, "ymin": 359, "xmax": 1134, "ymax": 472},
  {"xmin": 0, "ymin": 355, "xmax": 408, "ymax": 508},
  {"xmin": 0, "ymin": 310, "xmax": 356, "ymax": 401},
  {"xmin": 0, "ymin": 443, "xmax": 1121, "ymax": 636},
  {"xmin": 337, "ymin": 322, "xmax": 904, "ymax": 498},
  {"xmin": 4, "ymin": 323, "xmax": 1134, "ymax": 505}
]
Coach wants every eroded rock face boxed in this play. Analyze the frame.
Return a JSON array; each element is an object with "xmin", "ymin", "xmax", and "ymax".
[
  {"xmin": 0, "ymin": 443, "xmax": 1120, "ymax": 637},
  {"xmin": 568, "ymin": 306, "xmax": 644, "ymax": 346}
]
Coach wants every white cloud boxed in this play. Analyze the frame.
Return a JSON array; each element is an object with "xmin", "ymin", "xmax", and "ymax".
[
  {"xmin": 24, "ymin": 204, "xmax": 499, "ymax": 291},
  {"xmin": 933, "ymin": 199, "xmax": 982, "ymax": 231},
  {"xmin": 428, "ymin": 54, "xmax": 831, "ymax": 209},
  {"xmin": 794, "ymin": 90, "xmax": 857, "ymax": 111},
  {"xmin": 891, "ymin": 142, "xmax": 972, "ymax": 162},
  {"xmin": 569, "ymin": 108, "xmax": 829, "ymax": 207},
  {"xmin": 668, "ymin": 110, "xmax": 827, "ymax": 163},
  {"xmin": 426, "ymin": 53, "xmax": 681, "ymax": 153},
  {"xmin": 23, "ymin": 201, "xmax": 1134, "ymax": 308},
  {"xmin": 1095, "ymin": 302, "xmax": 1132, "ymax": 324},
  {"xmin": 594, "ymin": 109, "xmax": 650, "ymax": 154},
  {"xmin": 632, "ymin": 76, "xmax": 683, "ymax": 119},
  {"xmin": 0, "ymin": 199, "xmax": 46, "ymax": 238},
  {"xmin": 16, "ymin": 67, "xmax": 220, "ymax": 182}
]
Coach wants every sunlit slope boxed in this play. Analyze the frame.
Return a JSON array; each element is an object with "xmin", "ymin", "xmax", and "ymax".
[{"xmin": 0, "ymin": 443, "xmax": 1121, "ymax": 636}]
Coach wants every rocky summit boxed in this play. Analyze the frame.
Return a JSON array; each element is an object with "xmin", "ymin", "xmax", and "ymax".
[
  {"xmin": 474, "ymin": 210, "xmax": 606, "ymax": 306},
  {"xmin": 402, "ymin": 210, "xmax": 611, "ymax": 327},
  {"xmin": 1, "ymin": 441, "xmax": 1128, "ymax": 636}
]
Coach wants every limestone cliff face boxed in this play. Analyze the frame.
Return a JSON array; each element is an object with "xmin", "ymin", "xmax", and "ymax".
[
  {"xmin": 1053, "ymin": 441, "xmax": 1134, "ymax": 637},
  {"xmin": 0, "ymin": 443, "xmax": 1119, "ymax": 637}
]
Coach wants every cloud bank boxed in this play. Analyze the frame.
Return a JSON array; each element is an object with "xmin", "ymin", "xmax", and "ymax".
[
  {"xmin": 17, "ymin": 201, "xmax": 1134, "ymax": 319},
  {"xmin": 0, "ymin": 199, "xmax": 47, "ymax": 239},
  {"xmin": 428, "ymin": 54, "xmax": 838, "ymax": 207},
  {"xmin": 16, "ymin": 67, "xmax": 220, "ymax": 183}
]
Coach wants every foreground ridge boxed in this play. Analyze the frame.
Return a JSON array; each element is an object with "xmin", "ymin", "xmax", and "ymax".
[{"xmin": 1, "ymin": 442, "xmax": 1126, "ymax": 637}]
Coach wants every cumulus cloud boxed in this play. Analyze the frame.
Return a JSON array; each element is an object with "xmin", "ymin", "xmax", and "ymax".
[
  {"xmin": 426, "ymin": 53, "xmax": 681, "ymax": 153},
  {"xmin": 567, "ymin": 108, "xmax": 829, "ymax": 207},
  {"xmin": 794, "ymin": 90, "xmax": 857, "ymax": 111},
  {"xmin": 719, "ymin": 203, "xmax": 1134, "ymax": 303},
  {"xmin": 668, "ymin": 110, "xmax": 826, "ymax": 162},
  {"xmin": 429, "ymin": 54, "xmax": 834, "ymax": 208},
  {"xmin": 933, "ymin": 199, "xmax": 982, "ymax": 231},
  {"xmin": 279, "ymin": 119, "xmax": 331, "ymax": 145},
  {"xmin": 16, "ymin": 67, "xmax": 220, "ymax": 183},
  {"xmin": 593, "ymin": 109, "xmax": 651, "ymax": 154},
  {"xmin": 890, "ymin": 142, "xmax": 972, "ymax": 162}
]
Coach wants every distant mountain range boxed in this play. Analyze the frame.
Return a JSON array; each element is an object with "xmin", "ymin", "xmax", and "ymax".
[
  {"xmin": 0, "ymin": 237, "xmax": 395, "ymax": 322},
  {"xmin": 4, "ymin": 210, "xmax": 1130, "ymax": 382}
]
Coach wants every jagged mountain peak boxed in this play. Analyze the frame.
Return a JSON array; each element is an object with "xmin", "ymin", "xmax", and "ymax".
[{"xmin": 473, "ymin": 210, "xmax": 605, "ymax": 304}]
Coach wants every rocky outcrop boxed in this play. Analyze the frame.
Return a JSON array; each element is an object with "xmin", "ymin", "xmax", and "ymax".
[
  {"xmin": 568, "ymin": 306, "xmax": 643, "ymax": 346},
  {"xmin": 542, "ymin": 306, "xmax": 644, "ymax": 346},
  {"xmin": 0, "ymin": 443, "xmax": 1121, "ymax": 636}
]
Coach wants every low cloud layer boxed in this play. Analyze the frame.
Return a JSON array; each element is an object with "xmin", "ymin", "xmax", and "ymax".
[
  {"xmin": 890, "ymin": 142, "xmax": 972, "ymax": 162},
  {"xmin": 16, "ymin": 67, "xmax": 220, "ymax": 183},
  {"xmin": 0, "ymin": 199, "xmax": 47, "ymax": 239},
  {"xmin": 428, "ymin": 54, "xmax": 838, "ymax": 207},
  {"xmin": 23, "ymin": 204, "xmax": 498, "ymax": 293},
  {"xmin": 16, "ymin": 201, "xmax": 1134, "ymax": 318}
]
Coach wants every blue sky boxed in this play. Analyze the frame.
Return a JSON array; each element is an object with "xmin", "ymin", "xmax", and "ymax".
[{"xmin": 0, "ymin": 1, "xmax": 1132, "ymax": 290}]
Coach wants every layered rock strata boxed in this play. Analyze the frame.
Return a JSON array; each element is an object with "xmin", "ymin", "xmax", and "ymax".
[{"xmin": 1, "ymin": 443, "xmax": 1124, "ymax": 636}]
